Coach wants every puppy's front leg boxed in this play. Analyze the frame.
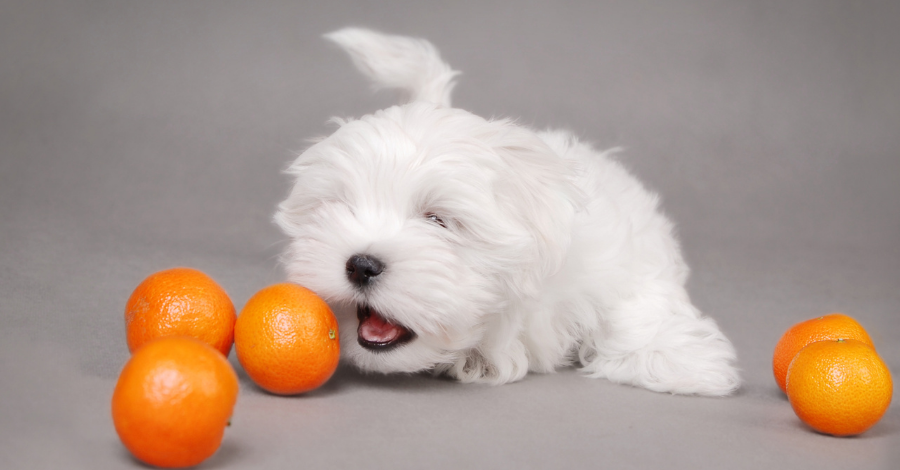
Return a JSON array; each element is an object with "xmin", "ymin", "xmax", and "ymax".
[{"xmin": 439, "ymin": 311, "xmax": 531, "ymax": 385}]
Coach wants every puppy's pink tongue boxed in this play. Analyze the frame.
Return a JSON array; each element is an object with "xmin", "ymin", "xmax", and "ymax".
[{"xmin": 359, "ymin": 311, "xmax": 405, "ymax": 343}]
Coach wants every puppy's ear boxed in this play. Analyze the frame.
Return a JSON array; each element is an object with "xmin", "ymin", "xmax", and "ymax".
[
  {"xmin": 324, "ymin": 27, "xmax": 460, "ymax": 107},
  {"xmin": 488, "ymin": 127, "xmax": 586, "ymax": 284}
]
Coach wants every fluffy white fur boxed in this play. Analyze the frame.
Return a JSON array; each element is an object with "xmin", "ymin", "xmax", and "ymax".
[{"xmin": 275, "ymin": 28, "xmax": 740, "ymax": 396}]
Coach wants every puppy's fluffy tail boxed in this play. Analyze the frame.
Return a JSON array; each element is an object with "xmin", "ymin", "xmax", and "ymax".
[{"xmin": 324, "ymin": 27, "xmax": 460, "ymax": 107}]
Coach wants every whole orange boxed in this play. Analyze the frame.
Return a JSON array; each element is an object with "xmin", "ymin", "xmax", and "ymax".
[
  {"xmin": 786, "ymin": 339, "xmax": 892, "ymax": 436},
  {"xmin": 772, "ymin": 313, "xmax": 874, "ymax": 393},
  {"xmin": 234, "ymin": 283, "xmax": 340, "ymax": 395},
  {"xmin": 126, "ymin": 267, "xmax": 236, "ymax": 356},
  {"xmin": 112, "ymin": 336, "xmax": 239, "ymax": 468}
]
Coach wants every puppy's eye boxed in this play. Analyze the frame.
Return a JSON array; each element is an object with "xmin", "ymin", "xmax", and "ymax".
[{"xmin": 424, "ymin": 212, "xmax": 446, "ymax": 228}]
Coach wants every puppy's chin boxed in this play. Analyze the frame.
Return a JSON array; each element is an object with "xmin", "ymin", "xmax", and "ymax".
[
  {"xmin": 333, "ymin": 303, "xmax": 453, "ymax": 374},
  {"xmin": 343, "ymin": 332, "xmax": 451, "ymax": 375}
]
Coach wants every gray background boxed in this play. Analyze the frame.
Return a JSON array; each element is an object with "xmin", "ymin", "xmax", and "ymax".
[{"xmin": 1, "ymin": 1, "xmax": 898, "ymax": 469}]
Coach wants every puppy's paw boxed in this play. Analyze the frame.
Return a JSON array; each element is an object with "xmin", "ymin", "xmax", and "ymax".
[{"xmin": 438, "ymin": 344, "xmax": 530, "ymax": 385}]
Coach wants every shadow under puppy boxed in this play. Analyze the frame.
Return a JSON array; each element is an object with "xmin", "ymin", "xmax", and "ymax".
[{"xmin": 275, "ymin": 28, "xmax": 740, "ymax": 396}]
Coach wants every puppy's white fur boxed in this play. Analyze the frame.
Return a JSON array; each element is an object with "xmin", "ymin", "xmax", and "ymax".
[{"xmin": 275, "ymin": 28, "xmax": 740, "ymax": 396}]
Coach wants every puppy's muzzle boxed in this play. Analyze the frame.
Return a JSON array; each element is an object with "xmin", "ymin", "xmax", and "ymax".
[{"xmin": 346, "ymin": 254, "xmax": 416, "ymax": 351}]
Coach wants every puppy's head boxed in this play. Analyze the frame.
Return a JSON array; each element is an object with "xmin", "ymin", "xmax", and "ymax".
[{"xmin": 274, "ymin": 29, "xmax": 580, "ymax": 375}]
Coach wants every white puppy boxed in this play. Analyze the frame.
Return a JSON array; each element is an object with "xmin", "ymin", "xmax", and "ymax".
[{"xmin": 275, "ymin": 28, "xmax": 740, "ymax": 396}]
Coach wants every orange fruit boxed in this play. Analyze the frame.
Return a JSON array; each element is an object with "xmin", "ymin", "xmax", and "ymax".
[
  {"xmin": 112, "ymin": 336, "xmax": 239, "ymax": 468},
  {"xmin": 772, "ymin": 313, "xmax": 874, "ymax": 393},
  {"xmin": 234, "ymin": 283, "xmax": 339, "ymax": 395},
  {"xmin": 126, "ymin": 267, "xmax": 236, "ymax": 356},
  {"xmin": 786, "ymin": 339, "xmax": 892, "ymax": 436}
]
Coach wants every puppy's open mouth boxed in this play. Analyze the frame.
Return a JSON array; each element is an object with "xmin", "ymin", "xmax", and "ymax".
[{"xmin": 357, "ymin": 305, "xmax": 415, "ymax": 351}]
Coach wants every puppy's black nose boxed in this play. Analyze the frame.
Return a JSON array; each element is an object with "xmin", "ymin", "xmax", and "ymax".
[{"xmin": 346, "ymin": 254, "xmax": 385, "ymax": 287}]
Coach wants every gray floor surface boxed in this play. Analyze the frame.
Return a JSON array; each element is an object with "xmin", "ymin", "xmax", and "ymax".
[{"xmin": 1, "ymin": 1, "xmax": 898, "ymax": 469}]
